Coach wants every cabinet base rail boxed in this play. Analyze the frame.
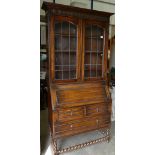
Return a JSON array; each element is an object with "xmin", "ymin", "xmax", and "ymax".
[{"xmin": 51, "ymin": 128, "xmax": 111, "ymax": 155}]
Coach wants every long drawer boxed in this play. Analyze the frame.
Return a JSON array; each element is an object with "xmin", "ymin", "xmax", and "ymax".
[{"xmin": 54, "ymin": 114, "xmax": 110, "ymax": 138}]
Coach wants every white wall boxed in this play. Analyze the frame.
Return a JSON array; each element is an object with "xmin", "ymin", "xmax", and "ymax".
[
  {"xmin": 93, "ymin": 0, "xmax": 115, "ymax": 13},
  {"xmin": 110, "ymin": 43, "xmax": 115, "ymax": 68}
]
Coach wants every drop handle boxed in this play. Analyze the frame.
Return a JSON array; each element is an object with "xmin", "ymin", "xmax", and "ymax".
[
  {"xmin": 70, "ymin": 124, "xmax": 73, "ymax": 130},
  {"xmin": 84, "ymin": 106, "xmax": 87, "ymax": 116}
]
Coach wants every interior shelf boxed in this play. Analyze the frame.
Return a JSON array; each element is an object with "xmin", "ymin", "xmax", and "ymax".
[
  {"xmin": 85, "ymin": 51, "xmax": 103, "ymax": 54},
  {"xmin": 85, "ymin": 36, "xmax": 104, "ymax": 39},
  {"xmin": 55, "ymin": 50, "xmax": 76, "ymax": 53},
  {"xmin": 55, "ymin": 33, "xmax": 77, "ymax": 37},
  {"xmin": 55, "ymin": 69, "xmax": 76, "ymax": 72}
]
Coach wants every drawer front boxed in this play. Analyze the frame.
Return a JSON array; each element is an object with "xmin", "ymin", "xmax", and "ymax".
[
  {"xmin": 86, "ymin": 103, "xmax": 108, "ymax": 117},
  {"xmin": 54, "ymin": 115, "xmax": 110, "ymax": 138},
  {"xmin": 58, "ymin": 107, "xmax": 84, "ymax": 122},
  {"xmin": 57, "ymin": 103, "xmax": 110, "ymax": 122}
]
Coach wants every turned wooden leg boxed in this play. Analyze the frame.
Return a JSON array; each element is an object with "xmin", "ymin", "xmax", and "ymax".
[
  {"xmin": 99, "ymin": 128, "xmax": 107, "ymax": 136},
  {"xmin": 106, "ymin": 128, "xmax": 111, "ymax": 143},
  {"xmin": 54, "ymin": 152, "xmax": 59, "ymax": 155},
  {"xmin": 99, "ymin": 128, "xmax": 111, "ymax": 143},
  {"xmin": 107, "ymin": 136, "xmax": 110, "ymax": 143},
  {"xmin": 52, "ymin": 139, "xmax": 58, "ymax": 155}
]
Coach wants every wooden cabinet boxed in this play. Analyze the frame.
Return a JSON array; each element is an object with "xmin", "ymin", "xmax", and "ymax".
[{"xmin": 42, "ymin": 2, "xmax": 113, "ymax": 155}]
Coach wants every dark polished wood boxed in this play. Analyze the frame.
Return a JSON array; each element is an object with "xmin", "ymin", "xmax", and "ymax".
[
  {"xmin": 42, "ymin": 2, "xmax": 112, "ymax": 155},
  {"xmin": 42, "ymin": 2, "xmax": 113, "ymax": 17}
]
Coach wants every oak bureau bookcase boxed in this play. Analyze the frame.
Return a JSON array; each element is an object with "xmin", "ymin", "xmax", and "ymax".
[{"xmin": 42, "ymin": 2, "xmax": 113, "ymax": 155}]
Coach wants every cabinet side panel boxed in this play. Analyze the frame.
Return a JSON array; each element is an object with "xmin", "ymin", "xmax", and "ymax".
[
  {"xmin": 50, "ymin": 16, "xmax": 55, "ymax": 81},
  {"xmin": 103, "ymin": 21, "xmax": 110, "ymax": 82}
]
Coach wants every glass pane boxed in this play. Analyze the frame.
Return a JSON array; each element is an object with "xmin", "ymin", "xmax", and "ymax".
[
  {"xmin": 85, "ymin": 64, "xmax": 90, "ymax": 70},
  {"xmin": 54, "ymin": 21, "xmax": 77, "ymax": 80},
  {"xmin": 98, "ymin": 39, "xmax": 103, "ymax": 51},
  {"xmin": 85, "ymin": 26, "xmax": 91, "ymax": 37},
  {"xmin": 55, "ymin": 53, "xmax": 62, "ymax": 66},
  {"xmin": 92, "ymin": 38, "xmax": 97, "ymax": 51},
  {"xmin": 90, "ymin": 65, "xmax": 96, "ymax": 77},
  {"xmin": 70, "ymin": 24, "xmax": 76, "ymax": 35},
  {"xmin": 92, "ymin": 25, "xmax": 98, "ymax": 37},
  {"xmin": 63, "ymin": 71, "xmax": 69, "ymax": 79},
  {"xmin": 70, "ymin": 70, "xmax": 76, "ymax": 79},
  {"xmin": 97, "ymin": 26, "xmax": 103, "ymax": 37},
  {"xmin": 91, "ymin": 64, "xmax": 96, "ymax": 70},
  {"xmin": 85, "ymin": 38, "xmax": 91, "ymax": 51},
  {"xmin": 91, "ymin": 71, "xmax": 96, "ymax": 77},
  {"xmin": 70, "ymin": 37, "xmax": 77, "ymax": 50},
  {"xmin": 55, "ymin": 36, "xmax": 61, "ymax": 50},
  {"xmin": 70, "ymin": 65, "xmax": 76, "ymax": 70},
  {"xmin": 55, "ymin": 65, "xmax": 62, "ymax": 71},
  {"xmin": 63, "ymin": 53, "xmax": 69, "ymax": 65},
  {"xmin": 55, "ymin": 22, "xmax": 61, "ymax": 34},
  {"xmin": 97, "ymin": 65, "xmax": 102, "ymax": 77},
  {"xmin": 97, "ymin": 53, "xmax": 103, "ymax": 64},
  {"xmin": 91, "ymin": 54, "xmax": 97, "ymax": 64},
  {"xmin": 62, "ymin": 22, "xmax": 69, "ymax": 35},
  {"xmin": 62, "ymin": 36, "xmax": 69, "ymax": 50},
  {"xmin": 84, "ymin": 53, "xmax": 91, "ymax": 64},
  {"xmin": 84, "ymin": 70, "xmax": 90, "ymax": 78},
  {"xmin": 63, "ymin": 65, "xmax": 69, "ymax": 71},
  {"xmin": 70, "ymin": 53, "xmax": 76, "ymax": 65},
  {"xmin": 55, "ymin": 71, "xmax": 62, "ymax": 79},
  {"xmin": 84, "ymin": 24, "xmax": 104, "ymax": 79}
]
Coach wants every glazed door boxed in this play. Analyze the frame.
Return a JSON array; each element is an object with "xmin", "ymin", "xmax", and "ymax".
[
  {"xmin": 82, "ymin": 21, "xmax": 108, "ymax": 81},
  {"xmin": 51, "ymin": 16, "xmax": 80, "ymax": 82}
]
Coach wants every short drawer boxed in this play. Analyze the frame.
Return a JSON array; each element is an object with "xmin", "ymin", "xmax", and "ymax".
[
  {"xmin": 58, "ymin": 106, "xmax": 84, "ymax": 122},
  {"xmin": 86, "ymin": 103, "xmax": 108, "ymax": 116}
]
